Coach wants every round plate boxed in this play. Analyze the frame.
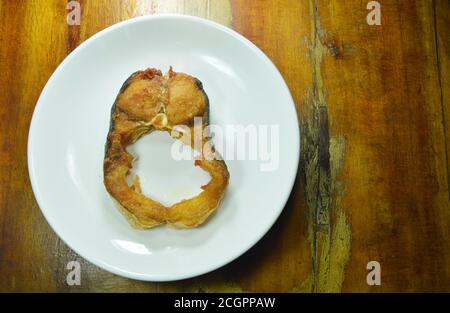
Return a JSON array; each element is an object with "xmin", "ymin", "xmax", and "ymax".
[{"xmin": 28, "ymin": 14, "xmax": 299, "ymax": 281}]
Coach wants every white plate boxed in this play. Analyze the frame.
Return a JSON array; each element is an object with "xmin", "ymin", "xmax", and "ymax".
[{"xmin": 28, "ymin": 15, "xmax": 299, "ymax": 281}]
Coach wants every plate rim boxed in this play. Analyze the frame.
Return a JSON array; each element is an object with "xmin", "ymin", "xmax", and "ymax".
[{"xmin": 27, "ymin": 13, "xmax": 300, "ymax": 281}]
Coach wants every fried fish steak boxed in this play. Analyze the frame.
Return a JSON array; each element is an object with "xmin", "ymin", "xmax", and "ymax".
[{"xmin": 103, "ymin": 68, "xmax": 229, "ymax": 229}]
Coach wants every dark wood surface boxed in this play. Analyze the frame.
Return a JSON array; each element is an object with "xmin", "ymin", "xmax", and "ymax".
[{"xmin": 0, "ymin": 0, "xmax": 449, "ymax": 292}]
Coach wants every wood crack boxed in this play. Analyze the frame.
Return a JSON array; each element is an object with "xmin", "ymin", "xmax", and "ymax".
[
  {"xmin": 302, "ymin": 0, "xmax": 351, "ymax": 293},
  {"xmin": 432, "ymin": 0, "xmax": 450, "ymax": 198}
]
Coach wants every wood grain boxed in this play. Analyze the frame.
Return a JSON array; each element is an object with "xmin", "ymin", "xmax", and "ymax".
[
  {"xmin": 435, "ymin": 0, "xmax": 450, "ymax": 181},
  {"xmin": 0, "ymin": 0, "xmax": 449, "ymax": 292}
]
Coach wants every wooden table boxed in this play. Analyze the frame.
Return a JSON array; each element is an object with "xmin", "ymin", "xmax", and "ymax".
[{"xmin": 1, "ymin": 0, "xmax": 449, "ymax": 292}]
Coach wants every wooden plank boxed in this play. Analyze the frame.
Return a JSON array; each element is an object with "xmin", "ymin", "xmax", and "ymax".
[
  {"xmin": 0, "ymin": 0, "xmax": 68, "ymax": 292},
  {"xmin": 312, "ymin": 0, "xmax": 450, "ymax": 291},
  {"xmin": 234, "ymin": 0, "xmax": 450, "ymax": 292}
]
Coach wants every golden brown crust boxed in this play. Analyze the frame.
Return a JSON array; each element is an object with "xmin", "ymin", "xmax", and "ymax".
[
  {"xmin": 166, "ymin": 73, "xmax": 207, "ymax": 125},
  {"xmin": 103, "ymin": 67, "xmax": 229, "ymax": 229}
]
